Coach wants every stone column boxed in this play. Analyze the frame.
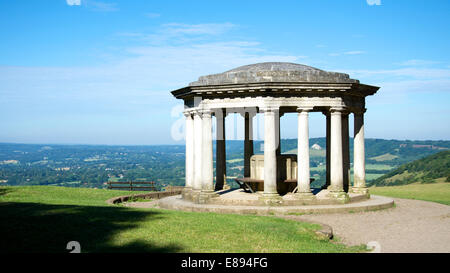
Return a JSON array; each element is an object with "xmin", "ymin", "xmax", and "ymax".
[
  {"xmin": 342, "ymin": 112, "xmax": 350, "ymax": 192},
  {"xmin": 244, "ymin": 111, "xmax": 255, "ymax": 178},
  {"xmin": 184, "ymin": 111, "xmax": 194, "ymax": 190},
  {"xmin": 201, "ymin": 109, "xmax": 214, "ymax": 193},
  {"xmin": 352, "ymin": 109, "xmax": 368, "ymax": 194},
  {"xmin": 276, "ymin": 112, "xmax": 282, "ymax": 155},
  {"xmin": 323, "ymin": 111, "xmax": 331, "ymax": 189},
  {"xmin": 215, "ymin": 109, "xmax": 226, "ymax": 191},
  {"xmin": 296, "ymin": 108, "xmax": 314, "ymax": 198},
  {"xmin": 261, "ymin": 107, "xmax": 280, "ymax": 201},
  {"xmin": 328, "ymin": 108, "xmax": 348, "ymax": 202},
  {"xmin": 193, "ymin": 110, "xmax": 203, "ymax": 192}
]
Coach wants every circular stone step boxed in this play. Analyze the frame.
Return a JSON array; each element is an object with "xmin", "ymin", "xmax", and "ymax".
[{"xmin": 158, "ymin": 194, "xmax": 395, "ymax": 215}]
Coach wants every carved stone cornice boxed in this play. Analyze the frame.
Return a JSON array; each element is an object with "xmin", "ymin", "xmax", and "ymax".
[{"xmin": 259, "ymin": 106, "xmax": 280, "ymax": 113}]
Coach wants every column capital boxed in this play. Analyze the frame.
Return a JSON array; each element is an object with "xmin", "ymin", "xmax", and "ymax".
[
  {"xmin": 192, "ymin": 108, "xmax": 202, "ymax": 116},
  {"xmin": 296, "ymin": 107, "xmax": 313, "ymax": 113},
  {"xmin": 183, "ymin": 110, "xmax": 193, "ymax": 118},
  {"xmin": 238, "ymin": 111, "xmax": 258, "ymax": 119},
  {"xmin": 259, "ymin": 106, "xmax": 279, "ymax": 113},
  {"xmin": 201, "ymin": 109, "xmax": 212, "ymax": 118},
  {"xmin": 329, "ymin": 107, "xmax": 347, "ymax": 114},
  {"xmin": 194, "ymin": 108, "xmax": 212, "ymax": 118},
  {"xmin": 211, "ymin": 108, "xmax": 226, "ymax": 117}
]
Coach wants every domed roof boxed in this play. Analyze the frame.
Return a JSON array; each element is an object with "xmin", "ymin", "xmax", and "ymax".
[{"xmin": 189, "ymin": 62, "xmax": 358, "ymax": 86}]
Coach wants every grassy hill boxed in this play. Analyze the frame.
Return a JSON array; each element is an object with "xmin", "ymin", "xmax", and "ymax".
[
  {"xmin": 0, "ymin": 186, "xmax": 364, "ymax": 253},
  {"xmin": 370, "ymin": 150, "xmax": 450, "ymax": 186},
  {"xmin": 370, "ymin": 182, "xmax": 450, "ymax": 206}
]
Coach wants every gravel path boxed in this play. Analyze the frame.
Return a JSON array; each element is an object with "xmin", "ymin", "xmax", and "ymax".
[{"xmin": 283, "ymin": 197, "xmax": 450, "ymax": 253}]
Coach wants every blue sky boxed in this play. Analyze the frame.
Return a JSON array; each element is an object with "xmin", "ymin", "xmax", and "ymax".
[{"xmin": 0, "ymin": 0, "xmax": 449, "ymax": 145}]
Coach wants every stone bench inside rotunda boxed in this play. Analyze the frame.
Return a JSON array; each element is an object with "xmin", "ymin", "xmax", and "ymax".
[{"xmin": 237, "ymin": 154, "xmax": 314, "ymax": 195}]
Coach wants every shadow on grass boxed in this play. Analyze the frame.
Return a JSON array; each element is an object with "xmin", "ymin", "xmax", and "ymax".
[
  {"xmin": 0, "ymin": 202, "xmax": 183, "ymax": 253},
  {"xmin": 0, "ymin": 188, "xmax": 12, "ymax": 197}
]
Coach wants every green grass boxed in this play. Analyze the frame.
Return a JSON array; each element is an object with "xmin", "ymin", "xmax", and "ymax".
[
  {"xmin": 309, "ymin": 149, "xmax": 326, "ymax": 158},
  {"xmin": 369, "ymin": 153, "xmax": 399, "ymax": 162},
  {"xmin": 370, "ymin": 182, "xmax": 450, "ymax": 206},
  {"xmin": 365, "ymin": 173, "xmax": 385, "ymax": 180},
  {"xmin": 310, "ymin": 165, "xmax": 326, "ymax": 172},
  {"xmin": 311, "ymin": 164, "xmax": 393, "ymax": 173},
  {"xmin": 0, "ymin": 186, "xmax": 364, "ymax": 253},
  {"xmin": 284, "ymin": 149, "xmax": 326, "ymax": 158},
  {"xmin": 365, "ymin": 164, "xmax": 395, "ymax": 171}
]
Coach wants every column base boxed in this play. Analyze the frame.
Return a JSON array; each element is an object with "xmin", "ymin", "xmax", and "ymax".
[
  {"xmin": 351, "ymin": 187, "xmax": 370, "ymax": 196},
  {"xmin": 258, "ymin": 193, "xmax": 283, "ymax": 206},
  {"xmin": 326, "ymin": 190, "xmax": 350, "ymax": 204},
  {"xmin": 182, "ymin": 187, "xmax": 192, "ymax": 200},
  {"xmin": 294, "ymin": 191, "xmax": 316, "ymax": 200},
  {"xmin": 198, "ymin": 191, "xmax": 219, "ymax": 204},
  {"xmin": 222, "ymin": 182, "xmax": 231, "ymax": 190},
  {"xmin": 186, "ymin": 189, "xmax": 201, "ymax": 202}
]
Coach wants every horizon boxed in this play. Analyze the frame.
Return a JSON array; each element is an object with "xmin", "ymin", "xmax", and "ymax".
[
  {"xmin": 1, "ymin": 0, "xmax": 449, "ymax": 145},
  {"xmin": 1, "ymin": 136, "xmax": 449, "ymax": 147}
]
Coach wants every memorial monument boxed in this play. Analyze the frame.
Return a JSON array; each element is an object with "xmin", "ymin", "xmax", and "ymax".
[{"xmin": 170, "ymin": 62, "xmax": 379, "ymax": 206}]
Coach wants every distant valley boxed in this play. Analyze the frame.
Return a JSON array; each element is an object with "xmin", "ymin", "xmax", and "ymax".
[{"xmin": 0, "ymin": 138, "xmax": 448, "ymax": 190}]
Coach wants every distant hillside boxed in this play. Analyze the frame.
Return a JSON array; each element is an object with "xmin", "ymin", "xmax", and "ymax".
[
  {"xmin": 267, "ymin": 138, "xmax": 449, "ymax": 165},
  {"xmin": 0, "ymin": 139, "xmax": 448, "ymax": 189},
  {"xmin": 370, "ymin": 150, "xmax": 450, "ymax": 186}
]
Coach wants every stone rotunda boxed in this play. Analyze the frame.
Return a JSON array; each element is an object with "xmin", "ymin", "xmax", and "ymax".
[{"xmin": 170, "ymin": 62, "xmax": 380, "ymax": 206}]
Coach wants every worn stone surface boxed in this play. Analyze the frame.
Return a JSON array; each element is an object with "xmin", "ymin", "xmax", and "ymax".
[
  {"xmin": 156, "ymin": 193, "xmax": 394, "ymax": 215},
  {"xmin": 105, "ymin": 190, "xmax": 182, "ymax": 205},
  {"xmin": 189, "ymin": 62, "xmax": 358, "ymax": 86}
]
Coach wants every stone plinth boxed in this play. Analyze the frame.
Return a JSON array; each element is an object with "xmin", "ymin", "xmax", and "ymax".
[{"xmin": 158, "ymin": 191, "xmax": 395, "ymax": 215}]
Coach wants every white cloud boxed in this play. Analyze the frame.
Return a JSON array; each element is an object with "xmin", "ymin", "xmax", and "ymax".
[
  {"xmin": 86, "ymin": 1, "xmax": 118, "ymax": 12},
  {"xmin": 0, "ymin": 36, "xmax": 302, "ymax": 145},
  {"xmin": 338, "ymin": 66, "xmax": 450, "ymax": 108},
  {"xmin": 145, "ymin": 13, "xmax": 161, "ymax": 19},
  {"xmin": 346, "ymin": 67, "xmax": 450, "ymax": 80},
  {"xmin": 344, "ymin": 51, "xmax": 365, "ymax": 55},
  {"xmin": 115, "ymin": 23, "xmax": 240, "ymax": 46},
  {"xmin": 0, "ymin": 22, "xmax": 301, "ymax": 109},
  {"xmin": 396, "ymin": 59, "xmax": 440, "ymax": 67},
  {"xmin": 366, "ymin": 0, "xmax": 381, "ymax": 6},
  {"xmin": 328, "ymin": 51, "xmax": 365, "ymax": 56},
  {"xmin": 162, "ymin": 23, "xmax": 236, "ymax": 36},
  {"xmin": 3, "ymin": 18, "xmax": 449, "ymax": 143},
  {"xmin": 66, "ymin": 0, "xmax": 81, "ymax": 6}
]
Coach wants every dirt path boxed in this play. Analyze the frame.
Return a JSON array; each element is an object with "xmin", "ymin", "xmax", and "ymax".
[{"xmin": 283, "ymin": 197, "xmax": 450, "ymax": 253}]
